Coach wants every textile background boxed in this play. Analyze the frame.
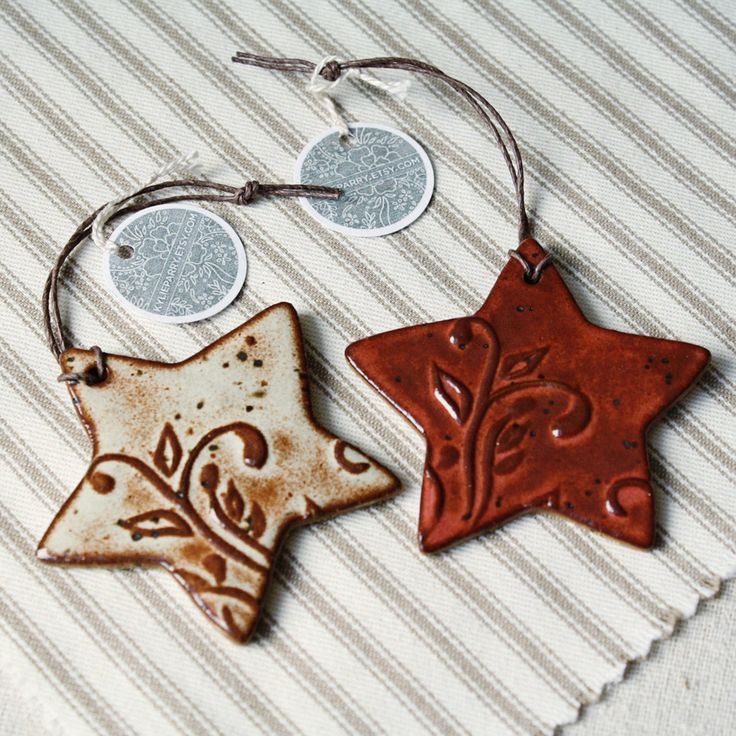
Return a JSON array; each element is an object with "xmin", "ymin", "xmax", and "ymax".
[{"xmin": 0, "ymin": 1, "xmax": 734, "ymax": 734}]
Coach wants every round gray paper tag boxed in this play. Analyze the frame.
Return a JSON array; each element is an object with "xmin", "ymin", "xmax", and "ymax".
[
  {"xmin": 295, "ymin": 123, "xmax": 434, "ymax": 237},
  {"xmin": 105, "ymin": 204, "xmax": 247, "ymax": 324}
]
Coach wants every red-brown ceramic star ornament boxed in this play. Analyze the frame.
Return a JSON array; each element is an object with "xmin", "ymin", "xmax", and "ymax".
[{"xmin": 346, "ymin": 239, "xmax": 710, "ymax": 552}]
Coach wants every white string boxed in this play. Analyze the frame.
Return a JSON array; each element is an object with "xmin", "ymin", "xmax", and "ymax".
[
  {"xmin": 306, "ymin": 55, "xmax": 411, "ymax": 140},
  {"xmin": 91, "ymin": 150, "xmax": 202, "ymax": 252}
]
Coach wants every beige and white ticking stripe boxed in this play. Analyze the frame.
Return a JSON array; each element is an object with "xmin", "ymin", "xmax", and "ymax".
[{"xmin": 0, "ymin": 1, "xmax": 733, "ymax": 734}]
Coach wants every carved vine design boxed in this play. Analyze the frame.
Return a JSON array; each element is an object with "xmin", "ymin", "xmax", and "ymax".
[
  {"xmin": 426, "ymin": 318, "xmax": 592, "ymax": 530},
  {"xmin": 86, "ymin": 422, "xmax": 278, "ymax": 618}
]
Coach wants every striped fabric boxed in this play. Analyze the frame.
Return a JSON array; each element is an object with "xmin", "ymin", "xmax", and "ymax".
[{"xmin": 0, "ymin": 1, "xmax": 734, "ymax": 734}]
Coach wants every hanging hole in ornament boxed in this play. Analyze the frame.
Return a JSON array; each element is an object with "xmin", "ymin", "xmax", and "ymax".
[
  {"xmin": 508, "ymin": 249, "xmax": 552, "ymax": 285},
  {"xmin": 57, "ymin": 345, "xmax": 108, "ymax": 386},
  {"xmin": 530, "ymin": 253, "xmax": 553, "ymax": 284},
  {"xmin": 81, "ymin": 367, "xmax": 107, "ymax": 386},
  {"xmin": 115, "ymin": 244, "xmax": 134, "ymax": 260}
]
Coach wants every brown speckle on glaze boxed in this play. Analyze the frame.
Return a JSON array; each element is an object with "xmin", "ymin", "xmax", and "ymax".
[{"xmin": 273, "ymin": 432, "xmax": 293, "ymax": 458}]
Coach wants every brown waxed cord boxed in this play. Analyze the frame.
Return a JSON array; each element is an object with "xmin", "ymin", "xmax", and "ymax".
[
  {"xmin": 232, "ymin": 53, "xmax": 554, "ymax": 288},
  {"xmin": 233, "ymin": 52, "xmax": 534, "ymax": 245},
  {"xmin": 45, "ymin": 179, "xmax": 340, "ymax": 384}
]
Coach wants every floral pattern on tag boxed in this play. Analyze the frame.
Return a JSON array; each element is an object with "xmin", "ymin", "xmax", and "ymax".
[
  {"xmin": 105, "ymin": 204, "xmax": 247, "ymax": 323},
  {"xmin": 296, "ymin": 123, "xmax": 434, "ymax": 237}
]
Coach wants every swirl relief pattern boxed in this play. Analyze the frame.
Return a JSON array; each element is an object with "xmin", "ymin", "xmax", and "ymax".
[{"xmin": 346, "ymin": 239, "xmax": 710, "ymax": 551}]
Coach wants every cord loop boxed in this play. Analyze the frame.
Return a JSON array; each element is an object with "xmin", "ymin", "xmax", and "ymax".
[
  {"xmin": 57, "ymin": 346, "xmax": 107, "ymax": 385},
  {"xmin": 233, "ymin": 52, "xmax": 531, "ymax": 247},
  {"xmin": 43, "ymin": 179, "xmax": 340, "ymax": 366},
  {"xmin": 507, "ymin": 249, "xmax": 553, "ymax": 284}
]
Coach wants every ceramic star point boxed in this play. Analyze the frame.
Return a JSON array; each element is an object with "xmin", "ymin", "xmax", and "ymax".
[
  {"xmin": 38, "ymin": 302, "xmax": 399, "ymax": 642},
  {"xmin": 346, "ymin": 240, "xmax": 709, "ymax": 553}
]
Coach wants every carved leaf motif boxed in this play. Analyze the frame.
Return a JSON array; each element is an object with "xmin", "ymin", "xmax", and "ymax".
[
  {"xmin": 152, "ymin": 422, "xmax": 183, "ymax": 477},
  {"xmin": 120, "ymin": 509, "xmax": 192, "ymax": 538},
  {"xmin": 496, "ymin": 422, "xmax": 527, "ymax": 452},
  {"xmin": 501, "ymin": 347, "xmax": 549, "ymax": 380},
  {"xmin": 203, "ymin": 553, "xmax": 227, "ymax": 585},
  {"xmin": 423, "ymin": 465, "xmax": 445, "ymax": 522},
  {"xmin": 224, "ymin": 480, "xmax": 245, "ymax": 523},
  {"xmin": 235, "ymin": 425, "xmax": 268, "ymax": 468},
  {"xmin": 494, "ymin": 451, "xmax": 525, "ymax": 475},
  {"xmin": 432, "ymin": 364, "xmax": 472, "ymax": 424},
  {"xmin": 249, "ymin": 501, "xmax": 266, "ymax": 538}
]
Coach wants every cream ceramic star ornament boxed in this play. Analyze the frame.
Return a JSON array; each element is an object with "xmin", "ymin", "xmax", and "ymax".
[{"xmin": 38, "ymin": 303, "xmax": 399, "ymax": 642}]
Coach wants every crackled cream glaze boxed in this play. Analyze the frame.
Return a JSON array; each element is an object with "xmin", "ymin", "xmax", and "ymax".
[
  {"xmin": 346, "ymin": 239, "xmax": 710, "ymax": 552},
  {"xmin": 38, "ymin": 303, "xmax": 399, "ymax": 642}
]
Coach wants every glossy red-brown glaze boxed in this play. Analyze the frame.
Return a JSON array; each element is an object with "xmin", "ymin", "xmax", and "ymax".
[{"xmin": 346, "ymin": 239, "xmax": 710, "ymax": 552}]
